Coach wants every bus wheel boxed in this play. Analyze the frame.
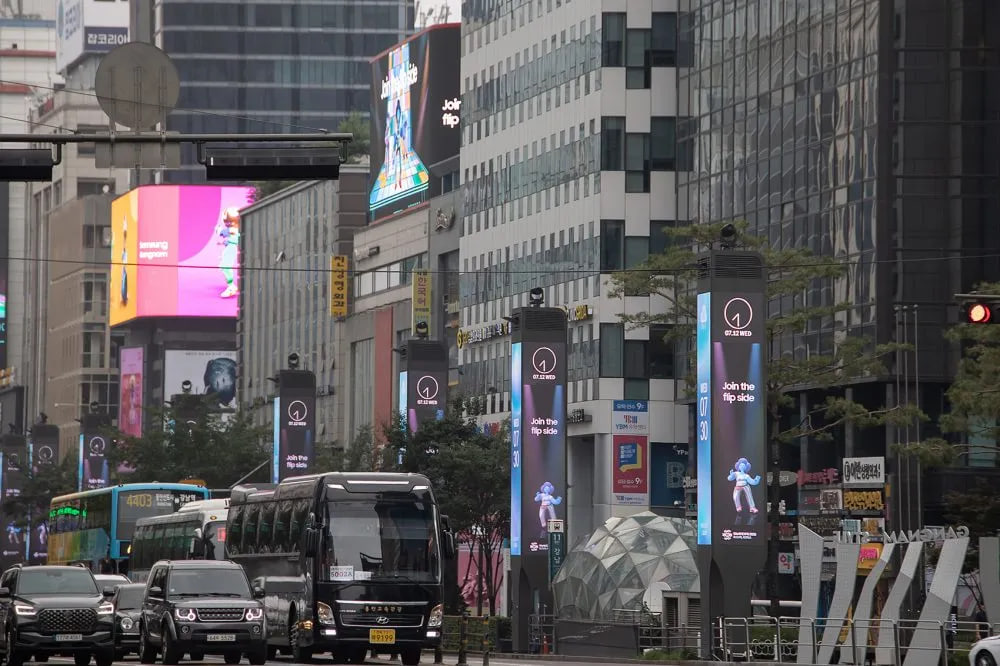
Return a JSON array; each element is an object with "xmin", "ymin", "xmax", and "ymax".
[
  {"xmin": 266, "ymin": 646, "xmax": 277, "ymax": 660},
  {"xmin": 289, "ymin": 619, "xmax": 312, "ymax": 663},
  {"xmin": 400, "ymin": 648, "xmax": 421, "ymax": 666}
]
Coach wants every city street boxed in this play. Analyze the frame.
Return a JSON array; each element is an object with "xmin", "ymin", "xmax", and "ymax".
[{"xmin": 37, "ymin": 656, "xmax": 640, "ymax": 666}]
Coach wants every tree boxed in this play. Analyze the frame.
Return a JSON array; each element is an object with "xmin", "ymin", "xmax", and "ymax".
[
  {"xmin": 3, "ymin": 455, "xmax": 79, "ymax": 527},
  {"xmin": 381, "ymin": 405, "xmax": 510, "ymax": 615},
  {"xmin": 937, "ymin": 483, "xmax": 1000, "ymax": 607},
  {"xmin": 311, "ymin": 426, "xmax": 392, "ymax": 474},
  {"xmin": 337, "ymin": 112, "xmax": 370, "ymax": 164},
  {"xmin": 609, "ymin": 221, "xmax": 920, "ymax": 615},
  {"xmin": 105, "ymin": 398, "xmax": 271, "ymax": 489}
]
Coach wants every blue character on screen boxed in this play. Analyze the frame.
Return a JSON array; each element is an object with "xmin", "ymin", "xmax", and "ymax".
[
  {"xmin": 535, "ymin": 482, "xmax": 562, "ymax": 529},
  {"xmin": 728, "ymin": 457, "xmax": 761, "ymax": 514}
]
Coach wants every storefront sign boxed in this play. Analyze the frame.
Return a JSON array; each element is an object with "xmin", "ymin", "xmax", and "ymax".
[
  {"xmin": 842, "ymin": 489, "xmax": 884, "ymax": 513},
  {"xmin": 842, "ymin": 456, "xmax": 885, "ymax": 486},
  {"xmin": 857, "ymin": 543, "xmax": 883, "ymax": 570},
  {"xmin": 611, "ymin": 401, "xmax": 649, "ymax": 506},
  {"xmin": 561, "ymin": 304, "xmax": 593, "ymax": 322},
  {"xmin": 457, "ymin": 321, "xmax": 510, "ymax": 348},
  {"xmin": 798, "ymin": 468, "xmax": 839, "ymax": 486},
  {"xmin": 820, "ymin": 489, "xmax": 842, "ymax": 513}
]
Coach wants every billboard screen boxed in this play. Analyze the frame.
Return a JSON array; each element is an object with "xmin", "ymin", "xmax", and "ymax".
[
  {"xmin": 272, "ymin": 371, "xmax": 317, "ymax": 482},
  {"xmin": 56, "ymin": 0, "xmax": 130, "ymax": 74},
  {"xmin": 118, "ymin": 347, "xmax": 144, "ymax": 437},
  {"xmin": 611, "ymin": 401, "xmax": 649, "ymax": 506},
  {"xmin": 109, "ymin": 185, "xmax": 255, "ymax": 326},
  {"xmin": 0, "ymin": 434, "xmax": 27, "ymax": 567},
  {"xmin": 163, "ymin": 350, "xmax": 237, "ymax": 410},
  {"xmin": 369, "ymin": 24, "xmax": 461, "ymax": 222}
]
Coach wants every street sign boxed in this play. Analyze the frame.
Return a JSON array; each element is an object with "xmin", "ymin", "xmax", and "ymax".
[
  {"xmin": 548, "ymin": 520, "xmax": 565, "ymax": 582},
  {"xmin": 330, "ymin": 255, "xmax": 348, "ymax": 317}
]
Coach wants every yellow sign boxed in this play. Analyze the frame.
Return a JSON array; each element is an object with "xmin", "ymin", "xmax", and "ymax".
[
  {"xmin": 369, "ymin": 629, "xmax": 396, "ymax": 644},
  {"xmin": 858, "ymin": 543, "xmax": 883, "ymax": 570},
  {"xmin": 411, "ymin": 269, "xmax": 432, "ymax": 335},
  {"xmin": 843, "ymin": 490, "xmax": 884, "ymax": 512},
  {"xmin": 330, "ymin": 255, "xmax": 348, "ymax": 318}
]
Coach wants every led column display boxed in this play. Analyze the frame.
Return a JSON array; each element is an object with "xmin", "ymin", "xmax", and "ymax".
[
  {"xmin": 399, "ymin": 338, "xmax": 448, "ymax": 432},
  {"xmin": 510, "ymin": 306, "xmax": 567, "ymax": 653},
  {"xmin": 0, "ymin": 433, "xmax": 26, "ymax": 569},
  {"xmin": 79, "ymin": 412, "xmax": 111, "ymax": 490},
  {"xmin": 273, "ymin": 369, "xmax": 316, "ymax": 482},
  {"xmin": 28, "ymin": 424, "xmax": 59, "ymax": 563},
  {"xmin": 696, "ymin": 251, "xmax": 767, "ymax": 658}
]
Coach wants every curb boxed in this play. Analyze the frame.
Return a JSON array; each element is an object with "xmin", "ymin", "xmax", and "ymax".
[{"xmin": 444, "ymin": 652, "xmax": 726, "ymax": 665}]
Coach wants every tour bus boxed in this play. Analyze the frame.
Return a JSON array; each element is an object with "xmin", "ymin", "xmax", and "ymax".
[
  {"xmin": 48, "ymin": 483, "xmax": 211, "ymax": 574},
  {"xmin": 128, "ymin": 498, "xmax": 230, "ymax": 583},
  {"xmin": 228, "ymin": 473, "xmax": 455, "ymax": 666}
]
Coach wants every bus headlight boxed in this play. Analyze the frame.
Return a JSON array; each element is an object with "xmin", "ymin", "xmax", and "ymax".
[
  {"xmin": 427, "ymin": 604, "xmax": 443, "ymax": 628},
  {"xmin": 98, "ymin": 602, "xmax": 115, "ymax": 616},
  {"xmin": 244, "ymin": 608, "xmax": 263, "ymax": 622},
  {"xmin": 120, "ymin": 618, "xmax": 134, "ymax": 631},
  {"xmin": 316, "ymin": 602, "xmax": 335, "ymax": 626},
  {"xmin": 174, "ymin": 608, "xmax": 196, "ymax": 622}
]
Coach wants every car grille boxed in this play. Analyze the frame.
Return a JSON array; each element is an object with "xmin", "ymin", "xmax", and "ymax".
[
  {"xmin": 339, "ymin": 613, "xmax": 423, "ymax": 628},
  {"xmin": 38, "ymin": 609, "xmax": 97, "ymax": 634},
  {"xmin": 195, "ymin": 608, "xmax": 245, "ymax": 622}
]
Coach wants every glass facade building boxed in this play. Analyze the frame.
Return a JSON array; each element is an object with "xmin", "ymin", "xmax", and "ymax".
[{"xmin": 156, "ymin": 0, "xmax": 415, "ymax": 183}]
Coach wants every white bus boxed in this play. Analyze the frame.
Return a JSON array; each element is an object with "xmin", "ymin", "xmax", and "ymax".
[{"xmin": 128, "ymin": 498, "xmax": 229, "ymax": 583}]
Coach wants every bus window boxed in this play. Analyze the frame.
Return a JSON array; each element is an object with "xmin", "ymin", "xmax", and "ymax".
[
  {"xmin": 289, "ymin": 499, "xmax": 309, "ymax": 552},
  {"xmin": 151, "ymin": 525, "xmax": 166, "ymax": 566},
  {"xmin": 132, "ymin": 526, "xmax": 145, "ymax": 567},
  {"xmin": 257, "ymin": 502, "xmax": 275, "ymax": 554},
  {"xmin": 243, "ymin": 504, "xmax": 260, "ymax": 554},
  {"xmin": 273, "ymin": 501, "xmax": 292, "ymax": 554},
  {"xmin": 228, "ymin": 504, "xmax": 244, "ymax": 556}
]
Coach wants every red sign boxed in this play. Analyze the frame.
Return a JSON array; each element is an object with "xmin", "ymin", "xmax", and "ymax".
[
  {"xmin": 612, "ymin": 435, "xmax": 649, "ymax": 505},
  {"xmin": 798, "ymin": 468, "xmax": 839, "ymax": 486}
]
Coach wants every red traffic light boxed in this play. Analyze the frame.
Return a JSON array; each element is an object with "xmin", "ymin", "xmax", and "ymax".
[{"xmin": 968, "ymin": 303, "xmax": 993, "ymax": 323}]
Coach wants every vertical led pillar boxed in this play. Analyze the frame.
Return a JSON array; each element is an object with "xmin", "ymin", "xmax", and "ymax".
[
  {"xmin": 28, "ymin": 424, "xmax": 59, "ymax": 563},
  {"xmin": 510, "ymin": 304, "xmax": 567, "ymax": 653},
  {"xmin": 79, "ymin": 412, "xmax": 111, "ymax": 490},
  {"xmin": 399, "ymin": 338, "xmax": 448, "ymax": 432},
  {"xmin": 696, "ymin": 250, "xmax": 768, "ymax": 658},
  {"xmin": 273, "ymin": 369, "xmax": 316, "ymax": 482},
  {"xmin": 0, "ymin": 433, "xmax": 26, "ymax": 569}
]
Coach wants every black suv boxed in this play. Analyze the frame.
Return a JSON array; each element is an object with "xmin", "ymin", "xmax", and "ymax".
[
  {"xmin": 138, "ymin": 560, "xmax": 267, "ymax": 665},
  {"xmin": 0, "ymin": 564, "xmax": 116, "ymax": 666}
]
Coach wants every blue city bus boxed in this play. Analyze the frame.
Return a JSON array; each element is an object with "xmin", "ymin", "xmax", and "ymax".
[{"xmin": 47, "ymin": 483, "xmax": 210, "ymax": 573}]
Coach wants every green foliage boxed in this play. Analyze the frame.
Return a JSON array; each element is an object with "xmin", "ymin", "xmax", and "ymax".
[
  {"xmin": 440, "ymin": 615, "xmax": 511, "ymax": 652},
  {"xmin": 381, "ymin": 403, "xmax": 510, "ymax": 614},
  {"xmin": 105, "ymin": 397, "xmax": 271, "ymax": 489},
  {"xmin": 4, "ymin": 455, "xmax": 79, "ymax": 527},
  {"xmin": 641, "ymin": 648, "xmax": 698, "ymax": 661},
  {"xmin": 337, "ymin": 111, "xmax": 370, "ymax": 163},
  {"xmin": 311, "ymin": 425, "xmax": 395, "ymax": 473}
]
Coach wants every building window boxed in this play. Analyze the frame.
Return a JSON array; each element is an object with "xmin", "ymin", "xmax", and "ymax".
[
  {"xmin": 624, "ymin": 237, "xmax": 649, "ymax": 269},
  {"xmin": 77, "ymin": 179, "xmax": 114, "ymax": 197},
  {"xmin": 651, "ymin": 13, "xmax": 678, "ymax": 66},
  {"xmin": 625, "ymin": 133, "xmax": 650, "ymax": 193},
  {"xmin": 600, "ymin": 117, "xmax": 625, "ymax": 171},
  {"xmin": 624, "ymin": 378, "xmax": 649, "ymax": 400},
  {"xmin": 600, "ymin": 220, "xmax": 624, "ymax": 272},
  {"xmin": 83, "ymin": 225, "xmax": 112, "ymax": 249},
  {"xmin": 649, "ymin": 324, "xmax": 675, "ymax": 379},
  {"xmin": 599, "ymin": 323, "xmax": 624, "ymax": 377},
  {"xmin": 625, "ymin": 29, "xmax": 651, "ymax": 89},
  {"xmin": 82, "ymin": 331, "xmax": 105, "ymax": 369},
  {"xmin": 601, "ymin": 13, "xmax": 626, "ymax": 66},
  {"xmin": 76, "ymin": 125, "xmax": 105, "ymax": 156},
  {"xmin": 651, "ymin": 118, "xmax": 677, "ymax": 170},
  {"xmin": 650, "ymin": 221, "xmax": 681, "ymax": 256}
]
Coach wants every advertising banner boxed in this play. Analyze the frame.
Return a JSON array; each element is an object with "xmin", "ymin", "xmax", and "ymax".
[
  {"xmin": 110, "ymin": 186, "xmax": 255, "ymax": 326},
  {"xmin": 611, "ymin": 400, "xmax": 649, "ymax": 506},
  {"xmin": 842, "ymin": 456, "xmax": 885, "ymax": 486},
  {"xmin": 399, "ymin": 339, "xmax": 448, "ymax": 433},
  {"xmin": 0, "ymin": 434, "xmax": 26, "ymax": 566},
  {"xmin": 273, "ymin": 370, "xmax": 316, "ymax": 482},
  {"xmin": 118, "ymin": 346, "xmax": 144, "ymax": 437},
  {"xmin": 79, "ymin": 412, "xmax": 110, "ymax": 490},
  {"xmin": 330, "ymin": 255, "xmax": 348, "ymax": 317},
  {"xmin": 163, "ymin": 349, "xmax": 237, "ymax": 411},
  {"xmin": 56, "ymin": 0, "xmax": 130, "ymax": 74},
  {"xmin": 411, "ymin": 270, "xmax": 432, "ymax": 336},
  {"xmin": 369, "ymin": 25, "xmax": 461, "ymax": 222},
  {"xmin": 696, "ymin": 292, "xmax": 712, "ymax": 545}
]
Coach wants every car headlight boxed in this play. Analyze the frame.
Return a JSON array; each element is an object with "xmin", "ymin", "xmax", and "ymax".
[
  {"xmin": 316, "ymin": 602, "xmax": 335, "ymax": 626},
  {"xmin": 98, "ymin": 602, "xmax": 115, "ymax": 616},
  {"xmin": 120, "ymin": 617, "xmax": 134, "ymax": 631},
  {"xmin": 174, "ymin": 608, "xmax": 196, "ymax": 622},
  {"xmin": 14, "ymin": 604, "xmax": 35, "ymax": 617},
  {"xmin": 427, "ymin": 604, "xmax": 443, "ymax": 628},
  {"xmin": 244, "ymin": 607, "xmax": 263, "ymax": 622}
]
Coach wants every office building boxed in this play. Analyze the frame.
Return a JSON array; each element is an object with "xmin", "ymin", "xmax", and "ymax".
[
  {"xmin": 155, "ymin": 0, "xmax": 416, "ymax": 183},
  {"xmin": 459, "ymin": 2, "xmax": 690, "ymax": 547},
  {"xmin": 238, "ymin": 167, "xmax": 369, "ymax": 446},
  {"xmin": 676, "ymin": 0, "xmax": 1000, "ymax": 529}
]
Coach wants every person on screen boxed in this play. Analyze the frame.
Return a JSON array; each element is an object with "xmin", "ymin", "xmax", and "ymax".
[
  {"xmin": 534, "ymin": 482, "xmax": 562, "ymax": 536},
  {"xmin": 119, "ymin": 215, "xmax": 128, "ymax": 306},
  {"xmin": 728, "ymin": 457, "xmax": 761, "ymax": 514},
  {"xmin": 35, "ymin": 521, "xmax": 46, "ymax": 547},
  {"xmin": 217, "ymin": 207, "xmax": 240, "ymax": 298},
  {"xmin": 203, "ymin": 357, "xmax": 237, "ymax": 407}
]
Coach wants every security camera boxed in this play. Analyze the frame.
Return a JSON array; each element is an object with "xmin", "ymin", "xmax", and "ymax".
[
  {"xmin": 181, "ymin": 380, "xmax": 193, "ymax": 394},
  {"xmin": 720, "ymin": 223, "xmax": 738, "ymax": 249},
  {"xmin": 415, "ymin": 321, "xmax": 429, "ymax": 339},
  {"xmin": 288, "ymin": 352, "xmax": 300, "ymax": 370},
  {"xmin": 529, "ymin": 287, "xmax": 544, "ymax": 307}
]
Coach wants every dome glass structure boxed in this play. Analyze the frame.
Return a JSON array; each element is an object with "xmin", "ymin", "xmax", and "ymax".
[{"xmin": 552, "ymin": 513, "xmax": 699, "ymax": 620}]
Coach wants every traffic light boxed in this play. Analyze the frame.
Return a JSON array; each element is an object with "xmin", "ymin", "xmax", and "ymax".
[{"xmin": 966, "ymin": 302, "xmax": 994, "ymax": 324}]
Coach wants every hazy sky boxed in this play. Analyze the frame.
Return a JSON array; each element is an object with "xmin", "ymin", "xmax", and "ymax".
[{"xmin": 415, "ymin": 0, "xmax": 461, "ymax": 27}]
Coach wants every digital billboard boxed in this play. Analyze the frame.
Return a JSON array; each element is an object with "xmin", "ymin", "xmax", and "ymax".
[
  {"xmin": 611, "ymin": 401, "xmax": 649, "ymax": 506},
  {"xmin": 118, "ymin": 346, "xmax": 144, "ymax": 438},
  {"xmin": 163, "ymin": 350, "xmax": 237, "ymax": 411},
  {"xmin": 109, "ymin": 185, "xmax": 255, "ymax": 326},
  {"xmin": 399, "ymin": 339, "xmax": 448, "ymax": 433},
  {"xmin": 0, "ymin": 434, "xmax": 27, "ymax": 567},
  {"xmin": 369, "ymin": 24, "xmax": 461, "ymax": 222},
  {"xmin": 79, "ymin": 411, "xmax": 112, "ymax": 490},
  {"xmin": 273, "ymin": 370, "xmax": 316, "ymax": 482}
]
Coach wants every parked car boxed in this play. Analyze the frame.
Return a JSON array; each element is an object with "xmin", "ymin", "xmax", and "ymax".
[
  {"xmin": 0, "ymin": 564, "xmax": 116, "ymax": 666},
  {"xmin": 138, "ymin": 560, "xmax": 267, "ymax": 665},
  {"xmin": 93, "ymin": 575, "xmax": 130, "ymax": 588},
  {"xmin": 970, "ymin": 635, "xmax": 1000, "ymax": 666},
  {"xmin": 112, "ymin": 584, "xmax": 144, "ymax": 659}
]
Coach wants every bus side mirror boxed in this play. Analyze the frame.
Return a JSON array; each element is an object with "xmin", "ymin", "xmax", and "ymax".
[
  {"xmin": 443, "ymin": 531, "xmax": 456, "ymax": 560},
  {"xmin": 191, "ymin": 538, "xmax": 205, "ymax": 559},
  {"xmin": 303, "ymin": 527, "xmax": 320, "ymax": 557}
]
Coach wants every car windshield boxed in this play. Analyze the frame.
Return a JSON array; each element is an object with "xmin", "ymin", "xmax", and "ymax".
[
  {"xmin": 167, "ymin": 569, "xmax": 250, "ymax": 598},
  {"xmin": 19, "ymin": 569, "xmax": 99, "ymax": 595},
  {"xmin": 324, "ymin": 500, "xmax": 440, "ymax": 583},
  {"xmin": 115, "ymin": 586, "xmax": 144, "ymax": 610}
]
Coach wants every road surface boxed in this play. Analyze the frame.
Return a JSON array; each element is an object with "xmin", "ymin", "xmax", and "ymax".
[{"xmin": 39, "ymin": 655, "xmax": 639, "ymax": 666}]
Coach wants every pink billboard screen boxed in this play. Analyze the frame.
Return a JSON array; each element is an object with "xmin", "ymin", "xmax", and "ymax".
[
  {"xmin": 110, "ymin": 185, "xmax": 256, "ymax": 325},
  {"xmin": 118, "ymin": 347, "xmax": 144, "ymax": 438}
]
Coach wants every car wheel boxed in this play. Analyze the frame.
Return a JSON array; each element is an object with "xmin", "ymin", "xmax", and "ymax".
[
  {"xmin": 94, "ymin": 650, "xmax": 114, "ymax": 666},
  {"xmin": 72, "ymin": 653, "xmax": 90, "ymax": 666},
  {"xmin": 976, "ymin": 651, "xmax": 997, "ymax": 666},
  {"xmin": 6, "ymin": 629, "xmax": 25, "ymax": 666},
  {"xmin": 189, "ymin": 653, "xmax": 204, "ymax": 662},
  {"xmin": 222, "ymin": 651, "xmax": 241, "ymax": 665},
  {"xmin": 139, "ymin": 626, "xmax": 158, "ymax": 665},
  {"xmin": 289, "ymin": 617, "xmax": 312, "ymax": 663},
  {"xmin": 161, "ymin": 627, "xmax": 181, "ymax": 666}
]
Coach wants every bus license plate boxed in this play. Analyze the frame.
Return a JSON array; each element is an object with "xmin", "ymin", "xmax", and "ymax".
[
  {"xmin": 206, "ymin": 634, "xmax": 236, "ymax": 642},
  {"xmin": 56, "ymin": 634, "xmax": 82, "ymax": 642},
  {"xmin": 369, "ymin": 629, "xmax": 395, "ymax": 645}
]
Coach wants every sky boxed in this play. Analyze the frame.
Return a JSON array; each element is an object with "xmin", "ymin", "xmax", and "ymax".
[{"xmin": 415, "ymin": 0, "xmax": 461, "ymax": 28}]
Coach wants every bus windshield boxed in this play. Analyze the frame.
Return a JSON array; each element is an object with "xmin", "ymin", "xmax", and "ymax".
[
  {"xmin": 203, "ymin": 521, "xmax": 227, "ymax": 560},
  {"xmin": 325, "ymin": 500, "xmax": 439, "ymax": 583}
]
